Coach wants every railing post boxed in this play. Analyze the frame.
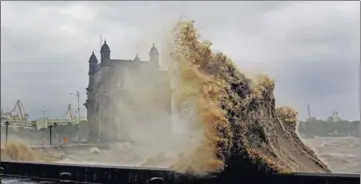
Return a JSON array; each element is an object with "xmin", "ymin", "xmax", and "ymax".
[
  {"xmin": 77, "ymin": 124, "xmax": 80, "ymax": 143},
  {"xmin": 49, "ymin": 125, "xmax": 53, "ymax": 145},
  {"xmin": 5, "ymin": 121, "xmax": 9, "ymax": 147},
  {"xmin": 53, "ymin": 123, "xmax": 57, "ymax": 145}
]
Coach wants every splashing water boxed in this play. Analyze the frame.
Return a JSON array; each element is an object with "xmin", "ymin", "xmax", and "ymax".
[
  {"xmin": 1, "ymin": 141, "xmax": 62, "ymax": 162},
  {"xmin": 168, "ymin": 19, "xmax": 330, "ymax": 175}
]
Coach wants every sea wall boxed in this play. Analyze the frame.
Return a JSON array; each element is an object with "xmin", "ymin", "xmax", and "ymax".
[
  {"xmin": 298, "ymin": 120, "xmax": 360, "ymax": 138},
  {"xmin": 0, "ymin": 122, "xmax": 89, "ymax": 146}
]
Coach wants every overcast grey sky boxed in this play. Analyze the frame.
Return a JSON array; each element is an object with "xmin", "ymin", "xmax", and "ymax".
[{"xmin": 1, "ymin": 1, "xmax": 360, "ymax": 120}]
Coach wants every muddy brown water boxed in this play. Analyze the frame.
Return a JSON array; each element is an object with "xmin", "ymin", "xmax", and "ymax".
[
  {"xmin": 1, "ymin": 137, "xmax": 359, "ymax": 184},
  {"xmin": 302, "ymin": 137, "xmax": 359, "ymax": 174},
  {"xmin": 1, "ymin": 137, "xmax": 359, "ymax": 174}
]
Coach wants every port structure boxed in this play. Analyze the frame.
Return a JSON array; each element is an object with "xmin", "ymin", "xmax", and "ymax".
[{"xmin": 1, "ymin": 100, "xmax": 86, "ymax": 130}]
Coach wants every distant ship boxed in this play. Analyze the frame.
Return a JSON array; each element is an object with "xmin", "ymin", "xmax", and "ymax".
[{"xmin": 297, "ymin": 104, "xmax": 360, "ymax": 138}]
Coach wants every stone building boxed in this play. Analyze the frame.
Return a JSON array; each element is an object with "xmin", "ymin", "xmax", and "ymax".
[{"xmin": 84, "ymin": 41, "xmax": 171, "ymax": 142}]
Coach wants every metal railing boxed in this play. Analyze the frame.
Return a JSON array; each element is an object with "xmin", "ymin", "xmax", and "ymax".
[
  {"xmin": 1, "ymin": 120, "xmax": 89, "ymax": 147},
  {"xmin": 0, "ymin": 161, "xmax": 359, "ymax": 184}
]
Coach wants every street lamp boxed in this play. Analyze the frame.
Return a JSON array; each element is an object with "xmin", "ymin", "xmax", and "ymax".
[
  {"xmin": 70, "ymin": 91, "xmax": 81, "ymax": 142},
  {"xmin": 5, "ymin": 121, "xmax": 9, "ymax": 147}
]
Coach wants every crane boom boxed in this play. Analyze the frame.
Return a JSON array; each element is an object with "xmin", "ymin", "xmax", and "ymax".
[
  {"xmin": 66, "ymin": 104, "xmax": 74, "ymax": 120},
  {"xmin": 18, "ymin": 100, "xmax": 24, "ymax": 120},
  {"xmin": 19, "ymin": 100, "xmax": 28, "ymax": 118},
  {"xmin": 2, "ymin": 100, "xmax": 29, "ymax": 122}
]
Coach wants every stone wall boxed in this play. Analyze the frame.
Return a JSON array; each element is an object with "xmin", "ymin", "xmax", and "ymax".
[{"xmin": 0, "ymin": 122, "xmax": 89, "ymax": 146}]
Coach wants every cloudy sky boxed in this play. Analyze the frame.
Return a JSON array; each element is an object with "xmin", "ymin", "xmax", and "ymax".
[{"xmin": 1, "ymin": 1, "xmax": 360, "ymax": 120}]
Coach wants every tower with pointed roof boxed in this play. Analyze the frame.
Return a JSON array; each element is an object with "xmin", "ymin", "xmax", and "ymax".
[
  {"xmin": 149, "ymin": 43, "xmax": 159, "ymax": 69},
  {"xmin": 85, "ymin": 51, "xmax": 99, "ymax": 141},
  {"xmin": 85, "ymin": 40, "xmax": 171, "ymax": 143},
  {"xmin": 100, "ymin": 40, "xmax": 111, "ymax": 65},
  {"xmin": 88, "ymin": 52, "xmax": 98, "ymax": 84}
]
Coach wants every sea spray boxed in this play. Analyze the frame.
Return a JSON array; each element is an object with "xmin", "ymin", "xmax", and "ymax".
[
  {"xmin": 168, "ymin": 19, "xmax": 331, "ymax": 175},
  {"xmin": 168, "ymin": 23, "xmax": 232, "ymax": 175},
  {"xmin": 2, "ymin": 141, "xmax": 62, "ymax": 162}
]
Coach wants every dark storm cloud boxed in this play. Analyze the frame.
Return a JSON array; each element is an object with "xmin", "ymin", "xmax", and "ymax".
[
  {"xmin": 1, "ymin": 1, "xmax": 359, "ymax": 120},
  {"xmin": 276, "ymin": 61, "xmax": 358, "ymax": 98},
  {"xmin": 273, "ymin": 59, "xmax": 359, "ymax": 119}
]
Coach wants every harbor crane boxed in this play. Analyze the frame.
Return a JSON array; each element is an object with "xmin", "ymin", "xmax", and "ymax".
[
  {"xmin": 66, "ymin": 104, "xmax": 76, "ymax": 120},
  {"xmin": 1, "ymin": 100, "xmax": 29, "ymax": 122}
]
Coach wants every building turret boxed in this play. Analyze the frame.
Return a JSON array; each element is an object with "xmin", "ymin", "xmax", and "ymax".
[
  {"xmin": 100, "ymin": 40, "xmax": 111, "ymax": 65},
  {"xmin": 149, "ymin": 43, "xmax": 159, "ymax": 68},
  {"xmin": 88, "ymin": 51, "xmax": 98, "ymax": 87},
  {"xmin": 88, "ymin": 51, "xmax": 98, "ymax": 74},
  {"xmin": 86, "ymin": 51, "xmax": 100, "ymax": 143}
]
